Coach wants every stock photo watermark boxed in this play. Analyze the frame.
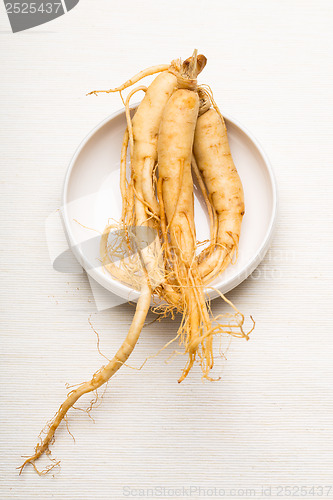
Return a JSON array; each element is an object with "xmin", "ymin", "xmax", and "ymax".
[
  {"xmin": 4, "ymin": 0, "xmax": 80, "ymax": 33},
  {"xmin": 122, "ymin": 485, "xmax": 333, "ymax": 498}
]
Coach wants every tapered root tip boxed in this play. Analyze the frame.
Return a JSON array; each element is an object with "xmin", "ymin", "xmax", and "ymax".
[{"xmin": 18, "ymin": 458, "xmax": 34, "ymax": 475}]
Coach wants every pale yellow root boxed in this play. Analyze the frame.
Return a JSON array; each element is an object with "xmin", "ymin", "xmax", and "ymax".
[
  {"xmin": 101, "ymin": 73, "xmax": 177, "ymax": 292},
  {"xmin": 87, "ymin": 65, "xmax": 169, "ymax": 95},
  {"xmin": 119, "ymin": 70, "xmax": 177, "ymax": 228},
  {"xmin": 120, "ymin": 129, "xmax": 130, "ymax": 223},
  {"xmin": 191, "ymin": 155, "xmax": 217, "ymax": 243},
  {"xmin": 19, "ymin": 280, "xmax": 151, "ymax": 475},
  {"xmin": 103, "ymin": 67, "xmax": 180, "ymax": 298},
  {"xmin": 158, "ymin": 77, "xmax": 216, "ymax": 381},
  {"xmin": 124, "ymin": 86, "xmax": 148, "ymax": 158},
  {"xmin": 130, "ymin": 71, "xmax": 178, "ymax": 218},
  {"xmin": 141, "ymin": 157, "xmax": 159, "ymax": 216},
  {"xmin": 194, "ymin": 107, "xmax": 245, "ymax": 282},
  {"xmin": 88, "ymin": 61, "xmax": 179, "ymax": 226},
  {"xmin": 158, "ymin": 88, "xmax": 198, "ymax": 265}
]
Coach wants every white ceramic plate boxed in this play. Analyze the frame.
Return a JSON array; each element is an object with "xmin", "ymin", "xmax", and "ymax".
[{"xmin": 62, "ymin": 106, "xmax": 277, "ymax": 303}]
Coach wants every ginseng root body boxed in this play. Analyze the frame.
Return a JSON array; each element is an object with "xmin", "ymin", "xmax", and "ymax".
[{"xmin": 194, "ymin": 107, "xmax": 245, "ymax": 282}]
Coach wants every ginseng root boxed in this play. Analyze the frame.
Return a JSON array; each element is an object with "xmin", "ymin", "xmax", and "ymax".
[
  {"xmin": 194, "ymin": 105, "xmax": 245, "ymax": 283},
  {"xmin": 20, "ymin": 51, "xmax": 252, "ymax": 476},
  {"xmin": 157, "ymin": 51, "xmax": 216, "ymax": 381}
]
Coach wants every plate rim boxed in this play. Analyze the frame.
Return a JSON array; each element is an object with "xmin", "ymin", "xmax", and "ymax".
[{"xmin": 62, "ymin": 105, "xmax": 278, "ymax": 302}]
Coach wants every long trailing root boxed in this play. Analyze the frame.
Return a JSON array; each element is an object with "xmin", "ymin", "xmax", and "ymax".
[{"xmin": 19, "ymin": 276, "xmax": 151, "ymax": 475}]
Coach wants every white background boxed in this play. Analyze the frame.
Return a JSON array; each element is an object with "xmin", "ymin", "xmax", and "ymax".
[{"xmin": 1, "ymin": 1, "xmax": 332, "ymax": 499}]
